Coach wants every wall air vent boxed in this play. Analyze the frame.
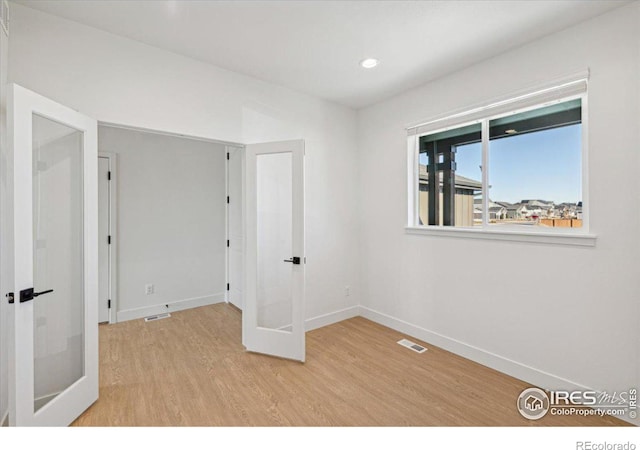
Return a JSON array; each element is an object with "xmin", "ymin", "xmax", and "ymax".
[
  {"xmin": 0, "ymin": 1, "xmax": 8, "ymax": 36},
  {"xmin": 144, "ymin": 313, "xmax": 171, "ymax": 322},
  {"xmin": 397, "ymin": 338, "xmax": 427, "ymax": 353}
]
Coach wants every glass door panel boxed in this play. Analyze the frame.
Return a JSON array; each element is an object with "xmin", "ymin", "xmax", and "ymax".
[
  {"xmin": 244, "ymin": 140, "xmax": 305, "ymax": 362},
  {"xmin": 256, "ymin": 152, "xmax": 293, "ymax": 331},
  {"xmin": 32, "ymin": 114, "xmax": 84, "ymax": 412}
]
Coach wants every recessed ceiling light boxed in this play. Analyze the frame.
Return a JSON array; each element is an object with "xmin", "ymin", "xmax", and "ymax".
[
  {"xmin": 505, "ymin": 129, "xmax": 517, "ymax": 134},
  {"xmin": 360, "ymin": 58, "xmax": 379, "ymax": 69}
]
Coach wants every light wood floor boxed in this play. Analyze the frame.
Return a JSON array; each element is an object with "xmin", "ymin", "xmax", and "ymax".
[{"xmin": 73, "ymin": 303, "xmax": 628, "ymax": 426}]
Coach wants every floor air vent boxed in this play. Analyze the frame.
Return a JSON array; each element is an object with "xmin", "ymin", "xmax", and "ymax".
[
  {"xmin": 397, "ymin": 338, "xmax": 427, "ymax": 353},
  {"xmin": 144, "ymin": 313, "xmax": 171, "ymax": 322}
]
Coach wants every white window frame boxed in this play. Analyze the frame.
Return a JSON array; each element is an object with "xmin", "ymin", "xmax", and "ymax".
[{"xmin": 406, "ymin": 70, "xmax": 596, "ymax": 247}]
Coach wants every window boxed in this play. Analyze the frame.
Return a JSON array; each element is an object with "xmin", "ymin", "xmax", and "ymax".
[
  {"xmin": 418, "ymin": 123, "xmax": 482, "ymax": 227},
  {"xmin": 488, "ymin": 99, "xmax": 582, "ymax": 229},
  {"xmin": 408, "ymin": 75, "xmax": 588, "ymax": 239}
]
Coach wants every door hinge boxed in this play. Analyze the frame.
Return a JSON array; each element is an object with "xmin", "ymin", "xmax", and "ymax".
[
  {"xmin": 108, "ymin": 235, "xmax": 112, "ymax": 245},
  {"xmin": 226, "ymin": 152, "xmax": 230, "ymax": 160},
  {"xmin": 108, "ymin": 171, "xmax": 111, "ymax": 180},
  {"xmin": 226, "ymin": 283, "xmax": 230, "ymax": 291},
  {"xmin": 6, "ymin": 292, "xmax": 14, "ymax": 304},
  {"xmin": 227, "ymin": 196, "xmax": 230, "ymax": 204},
  {"xmin": 108, "ymin": 299, "xmax": 111, "ymax": 309},
  {"xmin": 227, "ymin": 239, "xmax": 230, "ymax": 247}
]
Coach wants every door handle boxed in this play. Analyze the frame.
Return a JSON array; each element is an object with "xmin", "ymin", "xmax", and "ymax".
[
  {"xmin": 19, "ymin": 288, "xmax": 54, "ymax": 303},
  {"xmin": 34, "ymin": 289, "xmax": 54, "ymax": 297},
  {"xmin": 283, "ymin": 257, "xmax": 301, "ymax": 265}
]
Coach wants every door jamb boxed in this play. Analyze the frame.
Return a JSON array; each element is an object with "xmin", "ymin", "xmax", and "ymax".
[
  {"xmin": 98, "ymin": 152, "xmax": 117, "ymax": 324},
  {"xmin": 225, "ymin": 145, "xmax": 245, "ymax": 307}
]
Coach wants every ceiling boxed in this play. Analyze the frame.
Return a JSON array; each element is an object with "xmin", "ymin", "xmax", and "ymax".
[{"xmin": 13, "ymin": 0, "xmax": 628, "ymax": 109}]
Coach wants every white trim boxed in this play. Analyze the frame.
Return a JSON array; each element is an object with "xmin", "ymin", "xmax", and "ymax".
[
  {"xmin": 226, "ymin": 146, "xmax": 245, "ymax": 311},
  {"xmin": 580, "ymin": 86, "xmax": 591, "ymax": 233},
  {"xmin": 359, "ymin": 305, "xmax": 637, "ymax": 426},
  {"xmin": 98, "ymin": 121, "xmax": 243, "ymax": 147},
  {"xmin": 116, "ymin": 293, "xmax": 226, "ymax": 323},
  {"xmin": 360, "ymin": 305, "xmax": 579, "ymax": 389},
  {"xmin": 408, "ymin": 76, "xmax": 590, "ymax": 239},
  {"xmin": 481, "ymin": 119, "xmax": 489, "ymax": 227},
  {"xmin": 407, "ymin": 135, "xmax": 418, "ymax": 227},
  {"xmin": 405, "ymin": 226, "xmax": 596, "ymax": 246},
  {"xmin": 277, "ymin": 306, "xmax": 361, "ymax": 333},
  {"xmin": 98, "ymin": 152, "xmax": 118, "ymax": 324},
  {"xmin": 225, "ymin": 146, "xmax": 229, "ymax": 304},
  {"xmin": 406, "ymin": 69, "xmax": 589, "ymax": 135},
  {"xmin": 225, "ymin": 145, "xmax": 246, "ymax": 310},
  {"xmin": 305, "ymin": 306, "xmax": 360, "ymax": 332}
]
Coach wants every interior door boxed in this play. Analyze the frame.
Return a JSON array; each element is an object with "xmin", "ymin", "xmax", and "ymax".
[
  {"xmin": 97, "ymin": 156, "xmax": 110, "ymax": 323},
  {"xmin": 7, "ymin": 84, "xmax": 98, "ymax": 426},
  {"xmin": 227, "ymin": 146, "xmax": 244, "ymax": 310},
  {"xmin": 243, "ymin": 140, "xmax": 305, "ymax": 362}
]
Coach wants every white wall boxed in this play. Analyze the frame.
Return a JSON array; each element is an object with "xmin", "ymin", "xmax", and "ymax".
[
  {"xmin": 99, "ymin": 126, "xmax": 227, "ymax": 320},
  {"xmin": 8, "ymin": 4, "xmax": 361, "ymax": 326},
  {"xmin": 0, "ymin": 9, "xmax": 8, "ymax": 424},
  {"xmin": 357, "ymin": 1, "xmax": 640, "ymax": 423}
]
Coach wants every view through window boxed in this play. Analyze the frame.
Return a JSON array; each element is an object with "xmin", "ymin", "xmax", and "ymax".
[
  {"xmin": 417, "ymin": 98, "xmax": 582, "ymax": 229},
  {"xmin": 488, "ymin": 99, "xmax": 582, "ymax": 228}
]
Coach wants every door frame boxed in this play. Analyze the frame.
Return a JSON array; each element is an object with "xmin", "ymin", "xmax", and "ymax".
[
  {"xmin": 7, "ymin": 83, "xmax": 98, "ymax": 426},
  {"xmin": 98, "ymin": 152, "xmax": 117, "ymax": 324},
  {"xmin": 225, "ymin": 144, "xmax": 244, "ymax": 310}
]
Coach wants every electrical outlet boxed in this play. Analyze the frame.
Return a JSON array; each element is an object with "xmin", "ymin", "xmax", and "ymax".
[
  {"xmin": 345, "ymin": 286, "xmax": 350, "ymax": 297},
  {"xmin": 145, "ymin": 284, "xmax": 154, "ymax": 295}
]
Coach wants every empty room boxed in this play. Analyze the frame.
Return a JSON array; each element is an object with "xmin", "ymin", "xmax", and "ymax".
[{"xmin": 0, "ymin": 0, "xmax": 638, "ymax": 445}]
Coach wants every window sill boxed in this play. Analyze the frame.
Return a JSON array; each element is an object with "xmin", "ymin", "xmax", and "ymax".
[{"xmin": 405, "ymin": 226, "xmax": 597, "ymax": 247}]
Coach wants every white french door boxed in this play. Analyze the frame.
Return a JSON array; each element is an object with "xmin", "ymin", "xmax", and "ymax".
[
  {"xmin": 7, "ymin": 84, "xmax": 98, "ymax": 426},
  {"xmin": 243, "ymin": 140, "xmax": 305, "ymax": 362}
]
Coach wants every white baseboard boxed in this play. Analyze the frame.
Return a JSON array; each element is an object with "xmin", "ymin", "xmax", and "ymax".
[
  {"xmin": 359, "ymin": 306, "xmax": 587, "ymax": 390},
  {"xmin": 116, "ymin": 293, "xmax": 226, "ymax": 323},
  {"xmin": 359, "ymin": 306, "xmax": 639, "ymax": 426},
  {"xmin": 305, "ymin": 305, "xmax": 360, "ymax": 332},
  {"xmin": 272, "ymin": 306, "xmax": 360, "ymax": 332}
]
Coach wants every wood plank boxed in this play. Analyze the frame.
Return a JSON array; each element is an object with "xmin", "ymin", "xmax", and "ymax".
[{"xmin": 72, "ymin": 304, "xmax": 630, "ymax": 427}]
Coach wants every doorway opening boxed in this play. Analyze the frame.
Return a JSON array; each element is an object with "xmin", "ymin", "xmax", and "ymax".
[{"xmin": 96, "ymin": 123, "xmax": 239, "ymax": 324}]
